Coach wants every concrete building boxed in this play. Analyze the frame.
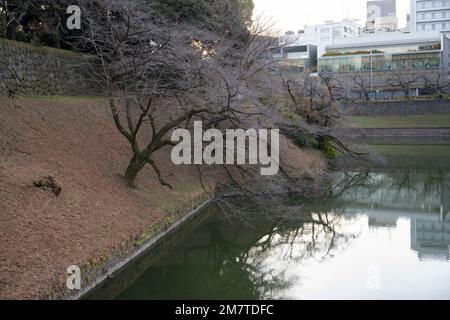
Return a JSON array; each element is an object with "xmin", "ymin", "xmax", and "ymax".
[
  {"xmin": 280, "ymin": 19, "xmax": 361, "ymax": 57},
  {"xmin": 366, "ymin": 0, "xmax": 398, "ymax": 32},
  {"xmin": 443, "ymin": 32, "xmax": 450, "ymax": 78},
  {"xmin": 410, "ymin": 0, "xmax": 450, "ymax": 33},
  {"xmin": 373, "ymin": 16, "xmax": 399, "ymax": 32}
]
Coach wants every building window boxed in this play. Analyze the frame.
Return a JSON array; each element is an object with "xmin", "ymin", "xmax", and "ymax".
[
  {"xmin": 432, "ymin": 13, "xmax": 436, "ymax": 19},
  {"xmin": 443, "ymin": 23, "xmax": 447, "ymax": 29},
  {"xmin": 421, "ymin": 24, "xmax": 427, "ymax": 31},
  {"xmin": 432, "ymin": 24, "xmax": 437, "ymax": 30}
]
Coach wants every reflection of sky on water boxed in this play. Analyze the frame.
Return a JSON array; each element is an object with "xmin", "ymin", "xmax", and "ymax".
[
  {"xmin": 244, "ymin": 169, "xmax": 450, "ymax": 299},
  {"xmin": 250, "ymin": 211, "xmax": 450, "ymax": 300},
  {"xmin": 89, "ymin": 164, "xmax": 450, "ymax": 300}
]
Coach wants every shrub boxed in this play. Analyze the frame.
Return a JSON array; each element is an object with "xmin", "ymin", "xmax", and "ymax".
[
  {"xmin": 317, "ymin": 136, "xmax": 336, "ymax": 160},
  {"xmin": 294, "ymin": 134, "xmax": 320, "ymax": 149},
  {"xmin": 259, "ymin": 94, "xmax": 278, "ymax": 107}
]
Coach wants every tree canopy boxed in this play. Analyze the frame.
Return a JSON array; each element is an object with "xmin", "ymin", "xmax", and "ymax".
[
  {"xmin": 0, "ymin": 0, "xmax": 255, "ymax": 48},
  {"xmin": 152, "ymin": 0, "xmax": 254, "ymax": 30}
]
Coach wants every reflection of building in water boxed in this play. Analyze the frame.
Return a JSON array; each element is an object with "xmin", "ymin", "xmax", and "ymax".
[
  {"xmin": 442, "ymin": 173, "xmax": 450, "ymax": 221},
  {"xmin": 336, "ymin": 171, "xmax": 450, "ymax": 215},
  {"xmin": 366, "ymin": 210, "xmax": 398, "ymax": 228},
  {"xmin": 345, "ymin": 209, "xmax": 450, "ymax": 261},
  {"xmin": 411, "ymin": 217, "xmax": 450, "ymax": 261},
  {"xmin": 336, "ymin": 170, "xmax": 450, "ymax": 261}
]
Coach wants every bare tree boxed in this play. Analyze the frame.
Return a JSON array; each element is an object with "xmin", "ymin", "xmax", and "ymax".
[
  {"xmin": 74, "ymin": 0, "xmax": 280, "ymax": 189},
  {"xmin": 421, "ymin": 72, "xmax": 450, "ymax": 97},
  {"xmin": 319, "ymin": 73, "xmax": 345, "ymax": 102},
  {"xmin": 351, "ymin": 74, "xmax": 371, "ymax": 101},
  {"xmin": 280, "ymin": 72, "xmax": 342, "ymax": 128},
  {"xmin": 276, "ymin": 72, "xmax": 366, "ymax": 161},
  {"xmin": 388, "ymin": 73, "xmax": 420, "ymax": 100}
]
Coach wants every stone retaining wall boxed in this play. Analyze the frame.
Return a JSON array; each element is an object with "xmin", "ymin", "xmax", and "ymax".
[
  {"xmin": 341, "ymin": 100, "xmax": 450, "ymax": 116},
  {"xmin": 0, "ymin": 39, "xmax": 101, "ymax": 96},
  {"xmin": 337, "ymin": 127, "xmax": 450, "ymax": 144}
]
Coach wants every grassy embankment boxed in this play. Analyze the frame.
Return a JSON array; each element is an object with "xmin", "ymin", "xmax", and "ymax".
[{"xmin": 0, "ymin": 95, "xmax": 326, "ymax": 299}]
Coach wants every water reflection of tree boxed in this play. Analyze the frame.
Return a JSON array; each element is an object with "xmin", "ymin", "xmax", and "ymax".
[
  {"xmin": 332, "ymin": 168, "xmax": 450, "ymax": 204},
  {"xmin": 330, "ymin": 170, "xmax": 374, "ymax": 199},
  {"xmin": 198, "ymin": 168, "xmax": 450, "ymax": 299},
  {"xmin": 197, "ymin": 199, "xmax": 360, "ymax": 299}
]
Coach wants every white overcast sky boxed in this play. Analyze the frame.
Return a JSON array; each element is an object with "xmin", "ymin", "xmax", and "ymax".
[{"xmin": 253, "ymin": 0, "xmax": 410, "ymax": 34}]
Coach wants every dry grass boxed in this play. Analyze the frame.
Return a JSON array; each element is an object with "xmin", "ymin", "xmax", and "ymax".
[
  {"xmin": 0, "ymin": 96, "xmax": 325, "ymax": 299},
  {"xmin": 0, "ymin": 97, "xmax": 205, "ymax": 299}
]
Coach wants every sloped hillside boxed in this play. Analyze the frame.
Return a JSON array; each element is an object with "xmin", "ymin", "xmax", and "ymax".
[{"xmin": 0, "ymin": 96, "xmax": 326, "ymax": 299}]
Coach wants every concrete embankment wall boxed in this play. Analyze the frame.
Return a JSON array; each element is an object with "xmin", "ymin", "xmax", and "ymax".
[
  {"xmin": 341, "ymin": 100, "xmax": 450, "ymax": 116},
  {"xmin": 0, "ymin": 39, "xmax": 101, "ymax": 96},
  {"xmin": 337, "ymin": 127, "xmax": 450, "ymax": 144}
]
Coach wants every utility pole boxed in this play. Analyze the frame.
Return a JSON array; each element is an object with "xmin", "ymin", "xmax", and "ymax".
[{"xmin": 370, "ymin": 49, "xmax": 374, "ymax": 100}]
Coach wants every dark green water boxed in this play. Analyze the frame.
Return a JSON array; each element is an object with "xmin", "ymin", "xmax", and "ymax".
[{"xmin": 87, "ymin": 145, "xmax": 450, "ymax": 300}]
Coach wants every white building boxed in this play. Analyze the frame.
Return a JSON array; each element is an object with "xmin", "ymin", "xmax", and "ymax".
[
  {"xmin": 373, "ymin": 16, "xmax": 399, "ymax": 32},
  {"xmin": 325, "ymin": 31, "xmax": 442, "ymax": 54},
  {"xmin": 366, "ymin": 0, "xmax": 398, "ymax": 32},
  {"xmin": 280, "ymin": 19, "xmax": 361, "ymax": 57},
  {"xmin": 443, "ymin": 32, "xmax": 450, "ymax": 79},
  {"xmin": 410, "ymin": 0, "xmax": 450, "ymax": 33}
]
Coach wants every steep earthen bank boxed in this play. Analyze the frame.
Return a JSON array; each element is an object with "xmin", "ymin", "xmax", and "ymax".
[{"xmin": 0, "ymin": 96, "xmax": 326, "ymax": 299}]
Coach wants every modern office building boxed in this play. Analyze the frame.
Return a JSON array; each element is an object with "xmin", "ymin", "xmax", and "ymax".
[
  {"xmin": 410, "ymin": 0, "xmax": 450, "ymax": 33},
  {"xmin": 271, "ymin": 44, "xmax": 318, "ymax": 72},
  {"xmin": 280, "ymin": 19, "xmax": 361, "ymax": 57},
  {"xmin": 319, "ymin": 31, "xmax": 443, "ymax": 73},
  {"xmin": 318, "ymin": 32, "xmax": 449, "ymax": 97}
]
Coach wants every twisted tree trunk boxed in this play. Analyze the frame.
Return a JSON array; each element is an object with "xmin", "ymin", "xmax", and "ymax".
[{"xmin": 124, "ymin": 154, "xmax": 147, "ymax": 188}]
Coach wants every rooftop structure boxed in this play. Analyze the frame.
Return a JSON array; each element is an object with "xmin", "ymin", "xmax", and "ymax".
[
  {"xmin": 326, "ymin": 31, "xmax": 441, "ymax": 53},
  {"xmin": 366, "ymin": 0, "xmax": 398, "ymax": 33},
  {"xmin": 280, "ymin": 19, "xmax": 361, "ymax": 57}
]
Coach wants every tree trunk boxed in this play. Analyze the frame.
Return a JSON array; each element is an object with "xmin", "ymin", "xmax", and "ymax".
[
  {"xmin": 5, "ymin": 21, "xmax": 17, "ymax": 40},
  {"xmin": 124, "ymin": 154, "xmax": 147, "ymax": 188}
]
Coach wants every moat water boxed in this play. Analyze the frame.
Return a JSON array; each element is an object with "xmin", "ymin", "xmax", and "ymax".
[{"xmin": 87, "ymin": 145, "xmax": 450, "ymax": 300}]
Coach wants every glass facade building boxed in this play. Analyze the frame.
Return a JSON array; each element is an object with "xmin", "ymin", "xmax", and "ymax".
[
  {"xmin": 318, "ymin": 50, "xmax": 441, "ymax": 73},
  {"xmin": 272, "ymin": 45, "xmax": 318, "ymax": 71}
]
